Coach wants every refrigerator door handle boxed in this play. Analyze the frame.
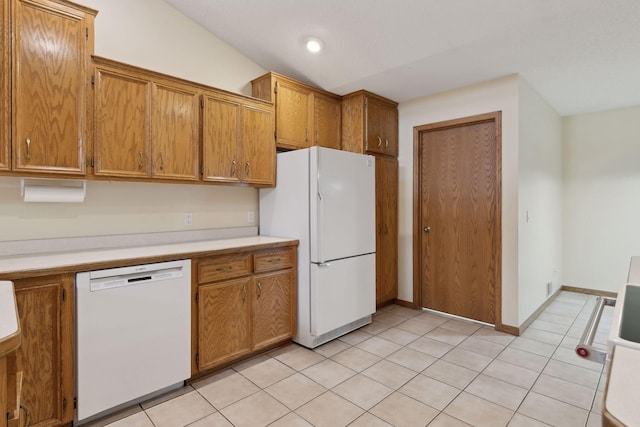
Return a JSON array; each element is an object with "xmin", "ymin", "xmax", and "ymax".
[
  {"xmin": 318, "ymin": 191, "xmax": 324, "ymax": 200},
  {"xmin": 318, "ymin": 262, "xmax": 331, "ymax": 267}
]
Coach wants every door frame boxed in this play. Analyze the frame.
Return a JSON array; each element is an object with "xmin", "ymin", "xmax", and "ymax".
[{"xmin": 412, "ymin": 111, "xmax": 503, "ymax": 329}]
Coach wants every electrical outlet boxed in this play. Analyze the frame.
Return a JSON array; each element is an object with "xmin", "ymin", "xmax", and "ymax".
[
  {"xmin": 184, "ymin": 212, "xmax": 193, "ymax": 226},
  {"xmin": 248, "ymin": 211, "xmax": 255, "ymax": 223}
]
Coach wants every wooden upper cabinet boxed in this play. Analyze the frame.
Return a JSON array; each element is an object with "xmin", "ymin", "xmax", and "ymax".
[
  {"xmin": 241, "ymin": 103, "xmax": 274, "ymax": 186},
  {"xmin": 312, "ymin": 93, "xmax": 341, "ymax": 150},
  {"xmin": 94, "ymin": 67, "xmax": 151, "ymax": 178},
  {"xmin": 0, "ymin": 0, "xmax": 9, "ymax": 172},
  {"xmin": 251, "ymin": 72, "xmax": 341, "ymax": 151},
  {"xmin": 202, "ymin": 91, "xmax": 275, "ymax": 186},
  {"xmin": 92, "ymin": 57, "xmax": 199, "ymax": 181},
  {"xmin": 12, "ymin": 0, "xmax": 96, "ymax": 175},
  {"xmin": 341, "ymin": 91, "xmax": 398, "ymax": 158},
  {"xmin": 151, "ymin": 83, "xmax": 199, "ymax": 180}
]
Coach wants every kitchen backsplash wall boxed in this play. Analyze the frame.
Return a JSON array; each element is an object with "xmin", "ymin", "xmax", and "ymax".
[{"xmin": 0, "ymin": 178, "xmax": 259, "ymax": 242}]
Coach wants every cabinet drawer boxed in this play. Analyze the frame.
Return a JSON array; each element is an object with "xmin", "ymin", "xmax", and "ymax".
[
  {"xmin": 198, "ymin": 255, "xmax": 252, "ymax": 283},
  {"xmin": 253, "ymin": 248, "xmax": 295, "ymax": 273}
]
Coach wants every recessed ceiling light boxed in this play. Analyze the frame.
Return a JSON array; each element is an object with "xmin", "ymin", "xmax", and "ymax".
[{"xmin": 306, "ymin": 37, "xmax": 324, "ymax": 53}]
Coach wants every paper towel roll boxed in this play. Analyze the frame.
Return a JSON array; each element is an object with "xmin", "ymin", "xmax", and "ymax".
[{"xmin": 21, "ymin": 180, "xmax": 86, "ymax": 203}]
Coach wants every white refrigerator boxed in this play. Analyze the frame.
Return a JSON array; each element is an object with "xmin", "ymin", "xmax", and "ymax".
[{"xmin": 260, "ymin": 147, "xmax": 376, "ymax": 348}]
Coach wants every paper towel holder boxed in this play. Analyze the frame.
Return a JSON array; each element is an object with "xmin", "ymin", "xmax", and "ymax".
[{"xmin": 20, "ymin": 178, "xmax": 87, "ymax": 203}]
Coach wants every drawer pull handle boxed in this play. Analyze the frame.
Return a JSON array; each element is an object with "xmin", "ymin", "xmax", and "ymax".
[
  {"xmin": 215, "ymin": 266, "xmax": 234, "ymax": 272},
  {"xmin": 377, "ymin": 136, "xmax": 382, "ymax": 148},
  {"xmin": 242, "ymin": 284, "xmax": 247, "ymax": 302},
  {"xmin": 245, "ymin": 161, "xmax": 250, "ymax": 177},
  {"xmin": 268, "ymin": 258, "xmax": 282, "ymax": 263},
  {"xmin": 138, "ymin": 151, "xmax": 143, "ymax": 170},
  {"xmin": 257, "ymin": 282, "xmax": 262, "ymax": 299},
  {"xmin": 231, "ymin": 160, "xmax": 237, "ymax": 177},
  {"xmin": 159, "ymin": 152, "xmax": 164, "ymax": 171},
  {"xmin": 25, "ymin": 137, "xmax": 31, "ymax": 162}
]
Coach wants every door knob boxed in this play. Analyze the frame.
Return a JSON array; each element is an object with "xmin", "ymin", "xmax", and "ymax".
[{"xmin": 423, "ymin": 226, "xmax": 431, "ymax": 232}]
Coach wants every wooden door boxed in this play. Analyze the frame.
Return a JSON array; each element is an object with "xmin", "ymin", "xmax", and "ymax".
[
  {"xmin": 0, "ymin": 0, "xmax": 8, "ymax": 171},
  {"xmin": 94, "ymin": 68, "xmax": 151, "ymax": 177},
  {"xmin": 12, "ymin": 0, "xmax": 91, "ymax": 175},
  {"xmin": 14, "ymin": 274, "xmax": 74, "ymax": 427},
  {"xmin": 198, "ymin": 278, "xmax": 251, "ymax": 371},
  {"xmin": 202, "ymin": 95, "xmax": 241, "ymax": 183},
  {"xmin": 275, "ymin": 80, "xmax": 310, "ymax": 150},
  {"xmin": 376, "ymin": 157, "xmax": 398, "ymax": 306},
  {"xmin": 252, "ymin": 270, "xmax": 295, "ymax": 350},
  {"xmin": 312, "ymin": 93, "xmax": 341, "ymax": 150},
  {"xmin": 241, "ymin": 104, "xmax": 275, "ymax": 186},
  {"xmin": 414, "ymin": 112, "xmax": 501, "ymax": 325},
  {"xmin": 151, "ymin": 82, "xmax": 199, "ymax": 180}
]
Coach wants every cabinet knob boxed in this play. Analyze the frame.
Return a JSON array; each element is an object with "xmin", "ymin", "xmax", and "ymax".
[
  {"xmin": 138, "ymin": 151, "xmax": 143, "ymax": 170},
  {"xmin": 423, "ymin": 226, "xmax": 431, "ymax": 233},
  {"xmin": 377, "ymin": 136, "xmax": 382, "ymax": 148},
  {"xmin": 245, "ymin": 161, "xmax": 250, "ymax": 177},
  {"xmin": 231, "ymin": 160, "xmax": 237, "ymax": 177},
  {"xmin": 257, "ymin": 282, "xmax": 262, "ymax": 299}
]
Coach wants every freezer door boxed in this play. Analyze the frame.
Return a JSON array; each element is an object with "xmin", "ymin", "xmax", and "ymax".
[
  {"xmin": 310, "ymin": 147, "xmax": 376, "ymax": 263},
  {"xmin": 310, "ymin": 254, "xmax": 376, "ymax": 336}
]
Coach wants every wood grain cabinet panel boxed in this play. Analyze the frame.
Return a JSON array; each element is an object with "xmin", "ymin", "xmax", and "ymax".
[
  {"xmin": 11, "ymin": 0, "xmax": 96, "ymax": 175},
  {"xmin": 198, "ymin": 278, "xmax": 252, "ymax": 371},
  {"xmin": 94, "ymin": 68, "xmax": 150, "ymax": 177},
  {"xmin": 151, "ymin": 83, "xmax": 199, "ymax": 180},
  {"xmin": 341, "ymin": 91, "xmax": 398, "ymax": 157},
  {"xmin": 13, "ymin": 274, "xmax": 74, "ymax": 427},
  {"xmin": 202, "ymin": 92, "xmax": 275, "ymax": 186},
  {"xmin": 251, "ymin": 72, "xmax": 341, "ymax": 151},
  {"xmin": 375, "ymin": 157, "xmax": 399, "ymax": 306},
  {"xmin": 198, "ymin": 254, "xmax": 252, "ymax": 284},
  {"xmin": 0, "ymin": 0, "xmax": 9, "ymax": 172},
  {"xmin": 252, "ymin": 270, "xmax": 295, "ymax": 350},
  {"xmin": 92, "ymin": 57, "xmax": 200, "ymax": 182}
]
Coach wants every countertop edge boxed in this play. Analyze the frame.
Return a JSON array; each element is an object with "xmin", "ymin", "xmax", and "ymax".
[{"xmin": 0, "ymin": 281, "xmax": 21, "ymax": 358}]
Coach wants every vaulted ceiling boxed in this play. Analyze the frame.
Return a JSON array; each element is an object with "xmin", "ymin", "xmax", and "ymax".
[{"xmin": 164, "ymin": 0, "xmax": 640, "ymax": 116}]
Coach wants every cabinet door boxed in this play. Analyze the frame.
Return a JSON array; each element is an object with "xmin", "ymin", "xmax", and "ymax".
[
  {"xmin": 202, "ymin": 95, "xmax": 241, "ymax": 183},
  {"xmin": 198, "ymin": 278, "xmax": 252, "ymax": 371},
  {"xmin": 94, "ymin": 68, "xmax": 151, "ymax": 177},
  {"xmin": 364, "ymin": 96, "xmax": 387, "ymax": 156},
  {"xmin": 12, "ymin": 0, "xmax": 91, "ymax": 175},
  {"xmin": 252, "ymin": 270, "xmax": 295, "ymax": 350},
  {"xmin": 151, "ymin": 83, "xmax": 199, "ymax": 180},
  {"xmin": 14, "ymin": 274, "xmax": 74, "ymax": 427},
  {"xmin": 275, "ymin": 80, "xmax": 310, "ymax": 150},
  {"xmin": 241, "ymin": 104, "xmax": 275, "ymax": 186},
  {"xmin": 312, "ymin": 94, "xmax": 341, "ymax": 150},
  {"xmin": 381, "ymin": 103, "xmax": 399, "ymax": 157},
  {"xmin": 0, "ymin": 0, "xmax": 9, "ymax": 171},
  {"xmin": 376, "ymin": 157, "xmax": 398, "ymax": 305}
]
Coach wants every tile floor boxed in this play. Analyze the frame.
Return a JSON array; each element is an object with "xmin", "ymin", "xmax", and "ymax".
[{"xmin": 95, "ymin": 291, "xmax": 614, "ymax": 427}]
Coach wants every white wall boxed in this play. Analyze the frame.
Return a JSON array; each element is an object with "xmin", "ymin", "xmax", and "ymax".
[
  {"xmin": 1, "ymin": 0, "xmax": 267, "ymax": 243},
  {"xmin": 398, "ymin": 75, "xmax": 521, "ymax": 327},
  {"xmin": 517, "ymin": 79, "xmax": 563, "ymax": 324},
  {"xmin": 563, "ymin": 106, "xmax": 640, "ymax": 292}
]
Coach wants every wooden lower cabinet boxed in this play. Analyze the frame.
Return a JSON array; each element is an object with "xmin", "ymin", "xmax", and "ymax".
[
  {"xmin": 194, "ymin": 245, "xmax": 297, "ymax": 374},
  {"xmin": 13, "ymin": 274, "xmax": 74, "ymax": 427},
  {"xmin": 376, "ymin": 157, "xmax": 399, "ymax": 306}
]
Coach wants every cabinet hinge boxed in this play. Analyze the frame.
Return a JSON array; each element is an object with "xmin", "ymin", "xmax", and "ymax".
[
  {"xmin": 195, "ymin": 293, "xmax": 199, "ymax": 303},
  {"xmin": 200, "ymin": 99, "xmax": 204, "ymax": 108},
  {"xmin": 74, "ymin": 397, "xmax": 77, "ymax": 409},
  {"xmin": 62, "ymin": 289, "xmax": 66, "ymax": 301},
  {"xmin": 91, "ymin": 74, "xmax": 95, "ymax": 86},
  {"xmin": 85, "ymin": 27, "xmax": 89, "ymax": 39},
  {"xmin": 63, "ymin": 397, "xmax": 67, "ymax": 411},
  {"xmin": 195, "ymin": 353, "xmax": 199, "ymax": 364},
  {"xmin": 274, "ymin": 83, "xmax": 278, "ymax": 94},
  {"xmin": 199, "ymin": 166, "xmax": 204, "ymax": 175}
]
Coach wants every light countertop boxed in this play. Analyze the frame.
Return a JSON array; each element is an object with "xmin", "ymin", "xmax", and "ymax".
[
  {"xmin": 605, "ymin": 345, "xmax": 640, "ymax": 426},
  {"xmin": 0, "ymin": 281, "xmax": 20, "ymax": 357},
  {"xmin": 0, "ymin": 235, "xmax": 297, "ymax": 276}
]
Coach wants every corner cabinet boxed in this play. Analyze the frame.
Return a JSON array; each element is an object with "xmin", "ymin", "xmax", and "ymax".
[
  {"xmin": 341, "ymin": 90, "xmax": 398, "ymax": 157},
  {"xmin": 251, "ymin": 72, "xmax": 341, "ymax": 151},
  {"xmin": 193, "ymin": 244, "xmax": 297, "ymax": 374},
  {"xmin": 202, "ymin": 91, "xmax": 275, "ymax": 186},
  {"xmin": 13, "ymin": 274, "xmax": 74, "ymax": 427},
  {"xmin": 11, "ymin": 0, "xmax": 96, "ymax": 176},
  {"xmin": 92, "ymin": 57, "xmax": 199, "ymax": 181}
]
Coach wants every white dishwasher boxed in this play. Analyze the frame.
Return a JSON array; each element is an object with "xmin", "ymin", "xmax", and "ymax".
[{"xmin": 75, "ymin": 259, "xmax": 191, "ymax": 424}]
